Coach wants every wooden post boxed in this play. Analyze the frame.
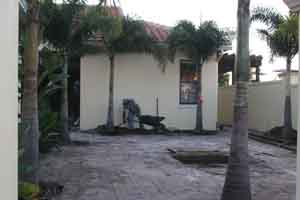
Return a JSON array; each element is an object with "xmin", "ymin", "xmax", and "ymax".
[
  {"xmin": 156, "ymin": 97, "xmax": 159, "ymax": 130},
  {"xmin": 0, "ymin": 0, "xmax": 18, "ymax": 199},
  {"xmin": 256, "ymin": 66, "xmax": 260, "ymax": 82}
]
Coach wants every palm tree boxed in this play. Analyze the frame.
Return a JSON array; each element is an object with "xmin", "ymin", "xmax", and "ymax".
[
  {"xmin": 251, "ymin": 7, "xmax": 299, "ymax": 139},
  {"xmin": 42, "ymin": 0, "xmax": 88, "ymax": 143},
  {"xmin": 21, "ymin": 0, "xmax": 40, "ymax": 184},
  {"xmin": 83, "ymin": 11, "xmax": 167, "ymax": 130},
  {"xmin": 21, "ymin": 0, "xmax": 90, "ymax": 182},
  {"xmin": 221, "ymin": 0, "xmax": 252, "ymax": 199},
  {"xmin": 167, "ymin": 20, "xmax": 227, "ymax": 132}
]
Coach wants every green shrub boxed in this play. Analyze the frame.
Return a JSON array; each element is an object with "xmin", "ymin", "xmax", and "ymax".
[
  {"xmin": 19, "ymin": 182, "xmax": 40, "ymax": 200},
  {"xmin": 39, "ymin": 102, "xmax": 62, "ymax": 153}
]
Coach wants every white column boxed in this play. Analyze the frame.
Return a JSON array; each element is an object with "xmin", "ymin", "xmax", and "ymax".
[
  {"xmin": 297, "ymin": 12, "xmax": 300, "ymax": 200},
  {"xmin": 0, "ymin": 1, "xmax": 18, "ymax": 200}
]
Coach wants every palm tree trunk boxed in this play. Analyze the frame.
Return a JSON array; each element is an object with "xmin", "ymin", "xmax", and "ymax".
[
  {"xmin": 21, "ymin": 0, "xmax": 40, "ymax": 184},
  {"xmin": 283, "ymin": 56, "xmax": 293, "ymax": 140},
  {"xmin": 221, "ymin": 0, "xmax": 251, "ymax": 199},
  {"xmin": 196, "ymin": 63, "xmax": 203, "ymax": 131},
  {"xmin": 106, "ymin": 55, "xmax": 115, "ymax": 129},
  {"xmin": 61, "ymin": 52, "xmax": 71, "ymax": 143}
]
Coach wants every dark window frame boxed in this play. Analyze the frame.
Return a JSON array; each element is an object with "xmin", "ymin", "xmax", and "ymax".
[{"xmin": 179, "ymin": 59, "xmax": 198, "ymax": 105}]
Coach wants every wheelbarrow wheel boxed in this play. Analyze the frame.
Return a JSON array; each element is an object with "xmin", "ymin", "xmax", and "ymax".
[{"xmin": 158, "ymin": 123, "xmax": 166, "ymax": 131}]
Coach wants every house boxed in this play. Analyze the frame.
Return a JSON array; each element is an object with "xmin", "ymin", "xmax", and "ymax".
[{"xmin": 80, "ymin": 11, "xmax": 228, "ymax": 131}]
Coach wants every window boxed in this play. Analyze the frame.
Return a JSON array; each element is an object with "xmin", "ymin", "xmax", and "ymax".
[{"xmin": 180, "ymin": 60, "xmax": 198, "ymax": 104}]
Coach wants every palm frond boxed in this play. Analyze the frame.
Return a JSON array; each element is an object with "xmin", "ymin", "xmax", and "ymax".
[
  {"xmin": 254, "ymin": 9, "xmax": 299, "ymax": 61},
  {"xmin": 112, "ymin": 17, "xmax": 152, "ymax": 53},
  {"xmin": 151, "ymin": 43, "xmax": 169, "ymax": 73},
  {"xmin": 167, "ymin": 20, "xmax": 228, "ymax": 64},
  {"xmin": 251, "ymin": 7, "xmax": 285, "ymax": 30},
  {"xmin": 167, "ymin": 20, "xmax": 197, "ymax": 62},
  {"xmin": 256, "ymin": 28, "xmax": 271, "ymax": 41}
]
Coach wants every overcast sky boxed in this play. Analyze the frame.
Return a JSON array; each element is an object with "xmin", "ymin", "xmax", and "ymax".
[{"xmin": 87, "ymin": 0, "xmax": 298, "ymax": 81}]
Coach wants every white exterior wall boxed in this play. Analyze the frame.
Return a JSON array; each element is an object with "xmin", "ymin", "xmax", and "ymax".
[
  {"xmin": 218, "ymin": 81, "xmax": 298, "ymax": 132},
  {"xmin": 279, "ymin": 73, "xmax": 299, "ymax": 85},
  {"xmin": 80, "ymin": 53, "xmax": 218, "ymax": 130},
  {"xmin": 0, "ymin": 1, "xmax": 18, "ymax": 199}
]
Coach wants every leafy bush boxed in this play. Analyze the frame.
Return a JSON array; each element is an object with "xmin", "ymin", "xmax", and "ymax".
[
  {"xmin": 19, "ymin": 182, "xmax": 40, "ymax": 200},
  {"xmin": 39, "ymin": 103, "xmax": 62, "ymax": 153},
  {"xmin": 38, "ymin": 48, "xmax": 66, "ymax": 153}
]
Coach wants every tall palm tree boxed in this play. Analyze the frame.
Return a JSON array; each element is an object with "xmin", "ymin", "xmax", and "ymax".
[
  {"xmin": 251, "ymin": 7, "xmax": 299, "ymax": 139},
  {"xmin": 21, "ymin": 0, "xmax": 90, "ymax": 182},
  {"xmin": 21, "ymin": 0, "xmax": 40, "ymax": 184},
  {"xmin": 167, "ymin": 20, "xmax": 227, "ymax": 132},
  {"xmin": 221, "ymin": 0, "xmax": 252, "ymax": 199},
  {"xmin": 83, "ymin": 11, "xmax": 167, "ymax": 130}
]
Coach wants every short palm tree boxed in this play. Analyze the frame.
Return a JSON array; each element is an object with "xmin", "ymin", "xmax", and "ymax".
[
  {"xmin": 83, "ymin": 10, "xmax": 167, "ymax": 129},
  {"xmin": 221, "ymin": 0, "xmax": 252, "ymax": 199},
  {"xmin": 251, "ymin": 7, "xmax": 299, "ymax": 139},
  {"xmin": 167, "ymin": 20, "xmax": 228, "ymax": 132}
]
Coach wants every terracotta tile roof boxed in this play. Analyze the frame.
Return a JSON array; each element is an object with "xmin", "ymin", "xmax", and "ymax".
[
  {"xmin": 107, "ymin": 6, "xmax": 124, "ymax": 17},
  {"xmin": 101, "ymin": 7, "xmax": 170, "ymax": 41},
  {"xmin": 144, "ymin": 21, "xmax": 170, "ymax": 42},
  {"xmin": 80, "ymin": 6, "xmax": 170, "ymax": 43}
]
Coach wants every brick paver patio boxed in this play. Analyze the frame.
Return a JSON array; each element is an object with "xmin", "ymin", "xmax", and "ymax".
[{"xmin": 40, "ymin": 130, "xmax": 296, "ymax": 200}]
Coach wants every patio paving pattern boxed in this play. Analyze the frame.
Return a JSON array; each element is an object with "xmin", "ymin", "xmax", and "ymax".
[{"xmin": 40, "ymin": 130, "xmax": 296, "ymax": 200}]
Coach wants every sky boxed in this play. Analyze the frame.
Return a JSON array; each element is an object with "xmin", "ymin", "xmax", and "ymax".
[{"xmin": 87, "ymin": 0, "xmax": 298, "ymax": 81}]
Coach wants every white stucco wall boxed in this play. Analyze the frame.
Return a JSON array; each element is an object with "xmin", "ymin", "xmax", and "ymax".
[
  {"xmin": 80, "ymin": 53, "xmax": 218, "ymax": 130},
  {"xmin": 218, "ymin": 81, "xmax": 298, "ymax": 132},
  {"xmin": 0, "ymin": 0, "xmax": 18, "ymax": 199},
  {"xmin": 279, "ymin": 73, "xmax": 299, "ymax": 85}
]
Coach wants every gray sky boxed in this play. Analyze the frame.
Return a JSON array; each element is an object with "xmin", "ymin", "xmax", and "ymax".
[{"xmin": 87, "ymin": 0, "xmax": 298, "ymax": 81}]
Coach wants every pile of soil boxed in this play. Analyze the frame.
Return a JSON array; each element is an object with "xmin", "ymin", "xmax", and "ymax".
[
  {"xmin": 95, "ymin": 126, "xmax": 164, "ymax": 135},
  {"xmin": 172, "ymin": 130, "xmax": 219, "ymax": 135},
  {"xmin": 39, "ymin": 181, "xmax": 64, "ymax": 200},
  {"xmin": 93, "ymin": 125, "xmax": 219, "ymax": 136},
  {"xmin": 168, "ymin": 149, "xmax": 228, "ymax": 165},
  {"xmin": 168, "ymin": 149, "xmax": 269, "ymax": 169},
  {"xmin": 265, "ymin": 126, "xmax": 297, "ymax": 143}
]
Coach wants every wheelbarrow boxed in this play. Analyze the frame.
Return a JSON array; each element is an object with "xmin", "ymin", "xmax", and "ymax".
[{"xmin": 138, "ymin": 115, "xmax": 166, "ymax": 130}]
